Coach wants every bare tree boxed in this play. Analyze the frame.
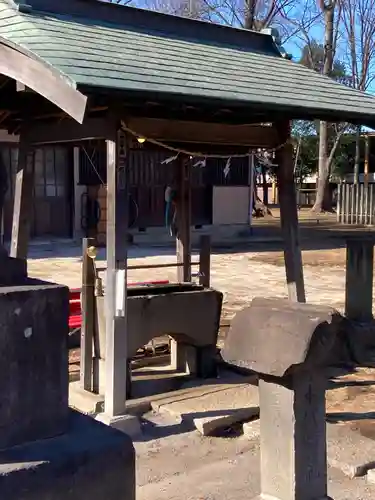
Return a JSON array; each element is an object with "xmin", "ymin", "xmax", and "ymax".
[
  {"xmin": 310, "ymin": 0, "xmax": 341, "ymax": 212},
  {"xmin": 129, "ymin": 0, "xmax": 208, "ymax": 17},
  {"xmin": 341, "ymin": 0, "xmax": 375, "ymax": 183},
  {"xmin": 200, "ymin": 0, "xmax": 298, "ymax": 36}
]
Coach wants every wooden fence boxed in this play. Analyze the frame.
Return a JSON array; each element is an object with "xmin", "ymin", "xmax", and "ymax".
[{"xmin": 337, "ymin": 183, "xmax": 375, "ymax": 225}]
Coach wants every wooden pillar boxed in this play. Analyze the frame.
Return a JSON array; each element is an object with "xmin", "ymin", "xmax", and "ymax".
[
  {"xmin": 272, "ymin": 180, "xmax": 277, "ymax": 204},
  {"xmin": 345, "ymin": 237, "xmax": 374, "ymax": 322},
  {"xmin": 80, "ymin": 237, "xmax": 96, "ymax": 391},
  {"xmin": 73, "ymin": 146, "xmax": 86, "ymax": 240},
  {"xmin": 176, "ymin": 156, "xmax": 192, "ymax": 282},
  {"xmin": 105, "ymin": 128, "xmax": 129, "ymax": 417},
  {"xmin": 199, "ymin": 234, "xmax": 211, "ymax": 287},
  {"xmin": 276, "ymin": 122, "xmax": 306, "ymax": 303},
  {"xmin": 10, "ymin": 138, "xmax": 34, "ymax": 259},
  {"xmin": 364, "ymin": 135, "xmax": 370, "ymax": 187}
]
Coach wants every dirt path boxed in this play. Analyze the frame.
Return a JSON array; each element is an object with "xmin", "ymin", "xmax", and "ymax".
[
  {"xmin": 29, "ymin": 242, "xmax": 375, "ymax": 419},
  {"xmin": 27, "ymin": 244, "xmax": 352, "ymax": 322}
]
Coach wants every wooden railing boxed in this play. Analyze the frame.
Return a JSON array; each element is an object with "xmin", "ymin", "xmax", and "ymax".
[
  {"xmin": 95, "ymin": 234, "xmax": 211, "ymax": 287},
  {"xmin": 337, "ymin": 182, "xmax": 375, "ymax": 225}
]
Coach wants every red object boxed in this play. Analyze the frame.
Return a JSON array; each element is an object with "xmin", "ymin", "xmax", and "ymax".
[{"xmin": 68, "ymin": 280, "xmax": 170, "ymax": 331}]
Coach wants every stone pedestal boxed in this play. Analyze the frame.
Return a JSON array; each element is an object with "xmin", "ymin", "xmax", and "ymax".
[
  {"xmin": 222, "ymin": 298, "xmax": 345, "ymax": 500},
  {"xmin": 345, "ymin": 237, "xmax": 374, "ymax": 322},
  {"xmin": 0, "ymin": 277, "xmax": 135, "ymax": 499},
  {"xmin": 0, "ymin": 282, "xmax": 69, "ymax": 448},
  {"xmin": 0, "ymin": 411, "xmax": 135, "ymax": 500},
  {"xmin": 258, "ymin": 373, "xmax": 332, "ymax": 500}
]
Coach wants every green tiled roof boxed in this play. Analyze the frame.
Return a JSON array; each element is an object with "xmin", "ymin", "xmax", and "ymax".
[{"xmin": 1, "ymin": 0, "xmax": 375, "ymax": 125}]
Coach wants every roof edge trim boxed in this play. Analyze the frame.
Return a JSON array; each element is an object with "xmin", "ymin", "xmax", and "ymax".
[{"xmin": 0, "ymin": 36, "xmax": 87, "ymax": 123}]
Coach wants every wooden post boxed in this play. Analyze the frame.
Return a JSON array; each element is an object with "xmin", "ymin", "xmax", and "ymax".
[
  {"xmin": 370, "ymin": 184, "xmax": 374, "ymax": 226},
  {"xmin": 350, "ymin": 184, "xmax": 355, "ymax": 224},
  {"xmin": 80, "ymin": 237, "xmax": 96, "ymax": 391},
  {"xmin": 364, "ymin": 184, "xmax": 369, "ymax": 225},
  {"xmin": 276, "ymin": 123, "xmax": 306, "ymax": 303},
  {"xmin": 364, "ymin": 135, "xmax": 370, "ymax": 187},
  {"xmin": 337, "ymin": 183, "xmax": 342, "ymax": 223},
  {"xmin": 199, "ymin": 234, "xmax": 211, "ymax": 287},
  {"xmin": 10, "ymin": 139, "xmax": 34, "ymax": 259},
  {"xmin": 355, "ymin": 183, "xmax": 360, "ymax": 224},
  {"xmin": 248, "ymin": 154, "xmax": 255, "ymax": 231},
  {"xmin": 343, "ymin": 183, "xmax": 350, "ymax": 224},
  {"xmin": 345, "ymin": 237, "xmax": 374, "ymax": 322},
  {"xmin": 176, "ymin": 156, "xmax": 192, "ymax": 282},
  {"xmin": 73, "ymin": 146, "xmax": 86, "ymax": 241},
  {"xmin": 359, "ymin": 183, "xmax": 364, "ymax": 225},
  {"xmin": 105, "ymin": 128, "xmax": 129, "ymax": 417}
]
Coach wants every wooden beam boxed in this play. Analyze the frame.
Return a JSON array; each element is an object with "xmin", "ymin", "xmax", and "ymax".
[
  {"xmin": 0, "ymin": 38, "xmax": 86, "ymax": 123},
  {"xmin": 275, "ymin": 122, "xmax": 306, "ymax": 303},
  {"xmin": 126, "ymin": 117, "xmax": 279, "ymax": 148},
  {"xmin": 105, "ymin": 127, "xmax": 129, "ymax": 417},
  {"xmin": 26, "ymin": 117, "xmax": 112, "ymax": 145},
  {"xmin": 176, "ymin": 156, "xmax": 192, "ymax": 282},
  {"xmin": 16, "ymin": 82, "xmax": 32, "ymax": 93},
  {"xmin": 80, "ymin": 237, "xmax": 96, "ymax": 392},
  {"xmin": 10, "ymin": 137, "xmax": 34, "ymax": 259}
]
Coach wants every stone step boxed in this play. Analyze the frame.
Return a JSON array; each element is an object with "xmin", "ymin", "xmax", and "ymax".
[{"xmin": 153, "ymin": 376, "xmax": 259, "ymax": 436}]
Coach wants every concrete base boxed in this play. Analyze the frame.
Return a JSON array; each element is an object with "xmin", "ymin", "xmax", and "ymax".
[
  {"xmin": 69, "ymin": 381, "xmax": 105, "ymax": 414},
  {"xmin": 0, "ymin": 410, "xmax": 135, "ymax": 500},
  {"xmin": 69, "ymin": 381, "xmax": 152, "ymax": 416},
  {"xmin": 95, "ymin": 412, "xmax": 141, "ymax": 438}
]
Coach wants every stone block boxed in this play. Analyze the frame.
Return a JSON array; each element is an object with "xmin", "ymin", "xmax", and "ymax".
[
  {"xmin": 0, "ymin": 411, "xmax": 135, "ymax": 500},
  {"xmin": 222, "ymin": 297, "xmax": 344, "ymax": 376},
  {"xmin": 0, "ymin": 281, "xmax": 69, "ymax": 448},
  {"xmin": 366, "ymin": 469, "xmax": 375, "ymax": 484},
  {"xmin": 222, "ymin": 299, "xmax": 346, "ymax": 500},
  {"xmin": 0, "ymin": 254, "xmax": 27, "ymax": 285},
  {"xmin": 154, "ymin": 378, "xmax": 259, "ymax": 436},
  {"xmin": 95, "ymin": 412, "xmax": 141, "ymax": 438},
  {"xmin": 96, "ymin": 284, "xmax": 223, "ymax": 359},
  {"xmin": 242, "ymin": 419, "xmax": 260, "ymax": 439}
]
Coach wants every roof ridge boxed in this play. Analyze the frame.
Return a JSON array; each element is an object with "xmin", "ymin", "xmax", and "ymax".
[
  {"xmin": 0, "ymin": 0, "xmax": 37, "ymax": 29},
  {"xmin": 6, "ymin": 0, "xmax": 280, "ymax": 56},
  {"xmin": 2, "ymin": 0, "xmax": 31, "ymax": 13}
]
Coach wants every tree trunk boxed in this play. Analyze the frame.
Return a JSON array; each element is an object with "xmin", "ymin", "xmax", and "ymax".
[
  {"xmin": 312, "ymin": 121, "xmax": 331, "ymax": 212},
  {"xmin": 312, "ymin": 2, "xmax": 336, "ymax": 212},
  {"xmin": 245, "ymin": 0, "xmax": 257, "ymax": 29}
]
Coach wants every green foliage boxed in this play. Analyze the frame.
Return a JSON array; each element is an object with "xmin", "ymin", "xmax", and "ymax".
[
  {"xmin": 331, "ymin": 134, "xmax": 365, "ymax": 178},
  {"xmin": 291, "ymin": 122, "xmax": 318, "ymax": 181},
  {"xmin": 292, "ymin": 41, "xmax": 355, "ymax": 182},
  {"xmin": 299, "ymin": 40, "xmax": 351, "ymax": 84},
  {"xmin": 291, "ymin": 122, "xmax": 366, "ymax": 181}
]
